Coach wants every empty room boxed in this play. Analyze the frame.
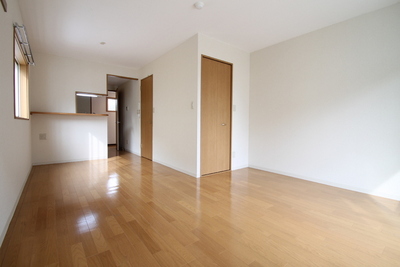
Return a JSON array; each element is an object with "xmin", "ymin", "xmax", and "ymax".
[{"xmin": 0, "ymin": 0, "xmax": 399, "ymax": 266}]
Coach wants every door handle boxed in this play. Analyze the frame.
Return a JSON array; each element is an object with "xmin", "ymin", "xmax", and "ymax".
[{"xmin": 221, "ymin": 123, "xmax": 226, "ymax": 126}]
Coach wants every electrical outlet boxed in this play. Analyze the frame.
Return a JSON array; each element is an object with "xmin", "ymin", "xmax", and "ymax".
[
  {"xmin": 232, "ymin": 151, "xmax": 236, "ymax": 158},
  {"xmin": 39, "ymin": 133, "xmax": 46, "ymax": 140}
]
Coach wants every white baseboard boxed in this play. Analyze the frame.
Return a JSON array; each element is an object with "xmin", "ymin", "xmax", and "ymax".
[
  {"xmin": 152, "ymin": 159, "xmax": 197, "ymax": 178},
  {"xmin": 0, "ymin": 167, "xmax": 32, "ymax": 247},
  {"xmin": 249, "ymin": 165, "xmax": 400, "ymax": 201}
]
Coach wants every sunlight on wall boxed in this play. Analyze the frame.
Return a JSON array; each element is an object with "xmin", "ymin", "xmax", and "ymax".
[
  {"xmin": 88, "ymin": 132, "xmax": 106, "ymax": 160},
  {"xmin": 371, "ymin": 171, "xmax": 400, "ymax": 203}
]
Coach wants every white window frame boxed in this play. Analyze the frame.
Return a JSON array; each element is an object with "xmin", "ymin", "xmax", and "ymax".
[{"xmin": 14, "ymin": 32, "xmax": 29, "ymax": 120}]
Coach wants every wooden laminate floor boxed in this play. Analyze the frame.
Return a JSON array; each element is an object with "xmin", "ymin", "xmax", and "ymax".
[{"xmin": 0, "ymin": 152, "xmax": 399, "ymax": 266}]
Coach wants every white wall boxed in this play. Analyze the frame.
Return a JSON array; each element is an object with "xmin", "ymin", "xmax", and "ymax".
[
  {"xmin": 140, "ymin": 35, "xmax": 199, "ymax": 176},
  {"xmin": 198, "ymin": 34, "xmax": 250, "ymax": 175},
  {"xmin": 30, "ymin": 53, "xmax": 138, "ymax": 113},
  {"xmin": 0, "ymin": 0, "xmax": 32, "ymax": 246},
  {"xmin": 118, "ymin": 80, "xmax": 141, "ymax": 154},
  {"xmin": 250, "ymin": 4, "xmax": 400, "ymax": 200},
  {"xmin": 137, "ymin": 34, "xmax": 250, "ymax": 177},
  {"xmin": 29, "ymin": 53, "xmax": 137, "ymax": 164},
  {"xmin": 31, "ymin": 114, "xmax": 108, "ymax": 165}
]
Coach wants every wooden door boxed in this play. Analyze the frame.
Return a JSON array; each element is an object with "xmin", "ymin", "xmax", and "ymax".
[
  {"xmin": 141, "ymin": 75, "xmax": 153, "ymax": 160},
  {"xmin": 201, "ymin": 56, "xmax": 232, "ymax": 175}
]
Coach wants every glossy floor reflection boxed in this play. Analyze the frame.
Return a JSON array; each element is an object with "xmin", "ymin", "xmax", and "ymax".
[
  {"xmin": 108, "ymin": 145, "xmax": 121, "ymax": 158},
  {"xmin": 1, "ymin": 152, "xmax": 399, "ymax": 266}
]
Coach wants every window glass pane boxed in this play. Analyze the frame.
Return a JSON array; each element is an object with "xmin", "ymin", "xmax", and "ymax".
[
  {"xmin": 14, "ymin": 61, "xmax": 20, "ymax": 117},
  {"xmin": 107, "ymin": 98, "xmax": 117, "ymax": 112}
]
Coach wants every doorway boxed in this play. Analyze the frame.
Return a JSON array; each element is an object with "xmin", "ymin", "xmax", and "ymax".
[
  {"xmin": 107, "ymin": 74, "xmax": 138, "ymax": 155},
  {"xmin": 201, "ymin": 56, "xmax": 232, "ymax": 175},
  {"xmin": 141, "ymin": 75, "xmax": 153, "ymax": 160}
]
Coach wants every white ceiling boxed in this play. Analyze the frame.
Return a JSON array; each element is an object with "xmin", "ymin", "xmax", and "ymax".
[
  {"xmin": 107, "ymin": 75, "xmax": 135, "ymax": 91},
  {"xmin": 18, "ymin": 0, "xmax": 399, "ymax": 69}
]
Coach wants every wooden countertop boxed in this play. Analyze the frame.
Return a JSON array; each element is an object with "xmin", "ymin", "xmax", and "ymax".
[{"xmin": 30, "ymin": 111, "xmax": 108, "ymax": 116}]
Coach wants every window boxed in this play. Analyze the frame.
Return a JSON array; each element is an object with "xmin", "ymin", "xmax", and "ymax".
[
  {"xmin": 107, "ymin": 98, "xmax": 117, "ymax": 112},
  {"xmin": 14, "ymin": 32, "xmax": 29, "ymax": 119}
]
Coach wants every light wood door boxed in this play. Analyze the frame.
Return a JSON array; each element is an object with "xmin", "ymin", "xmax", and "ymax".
[
  {"xmin": 201, "ymin": 56, "xmax": 232, "ymax": 175},
  {"xmin": 141, "ymin": 75, "xmax": 153, "ymax": 160}
]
